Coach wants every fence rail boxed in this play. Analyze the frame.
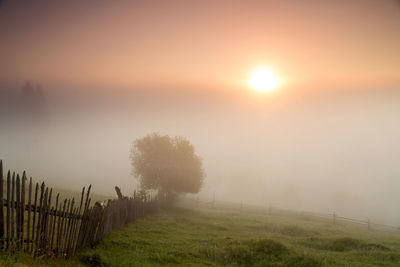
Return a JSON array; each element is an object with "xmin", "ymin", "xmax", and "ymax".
[
  {"xmin": 190, "ymin": 196, "xmax": 400, "ymax": 233},
  {"xmin": 0, "ymin": 160, "xmax": 160, "ymax": 258}
]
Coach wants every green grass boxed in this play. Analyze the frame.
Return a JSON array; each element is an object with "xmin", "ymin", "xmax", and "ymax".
[{"xmin": 1, "ymin": 201, "xmax": 400, "ymax": 266}]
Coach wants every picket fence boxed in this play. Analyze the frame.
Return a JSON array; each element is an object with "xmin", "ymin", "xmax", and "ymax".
[{"xmin": 0, "ymin": 160, "xmax": 159, "ymax": 258}]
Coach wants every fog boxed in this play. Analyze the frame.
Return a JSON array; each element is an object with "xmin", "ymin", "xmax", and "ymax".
[{"xmin": 1, "ymin": 83, "xmax": 399, "ymax": 225}]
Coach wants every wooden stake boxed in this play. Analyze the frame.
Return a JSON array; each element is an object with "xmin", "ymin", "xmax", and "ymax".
[
  {"xmin": 6, "ymin": 171, "xmax": 10, "ymax": 248},
  {"xmin": 31, "ymin": 183, "xmax": 38, "ymax": 253},
  {"xmin": 20, "ymin": 172, "xmax": 26, "ymax": 250},
  {"xmin": 26, "ymin": 178, "xmax": 32, "ymax": 252}
]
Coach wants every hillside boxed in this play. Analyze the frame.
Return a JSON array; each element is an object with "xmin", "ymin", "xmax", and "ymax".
[{"xmin": 2, "ymin": 200, "xmax": 400, "ymax": 266}]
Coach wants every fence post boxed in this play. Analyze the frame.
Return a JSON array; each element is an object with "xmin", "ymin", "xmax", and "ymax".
[
  {"xmin": 11, "ymin": 173, "xmax": 15, "ymax": 247},
  {"xmin": 0, "ymin": 160, "xmax": 4, "ymax": 249},
  {"xmin": 16, "ymin": 174, "xmax": 21, "ymax": 249},
  {"xmin": 56, "ymin": 199, "xmax": 67, "ymax": 255},
  {"xmin": 35, "ymin": 183, "xmax": 45, "ymax": 255},
  {"xmin": 31, "ymin": 183, "xmax": 39, "ymax": 254},
  {"xmin": 26, "ymin": 177, "xmax": 32, "ymax": 252},
  {"xmin": 20, "ymin": 172, "xmax": 26, "ymax": 251},
  {"xmin": 44, "ymin": 188, "xmax": 52, "ymax": 253},
  {"xmin": 6, "ymin": 171, "xmax": 10, "ymax": 249},
  {"xmin": 333, "ymin": 212, "xmax": 336, "ymax": 225},
  {"xmin": 50, "ymin": 193, "xmax": 59, "ymax": 251}
]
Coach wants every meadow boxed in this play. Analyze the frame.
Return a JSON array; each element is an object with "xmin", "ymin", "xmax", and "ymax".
[{"xmin": 1, "ymin": 199, "xmax": 399, "ymax": 266}]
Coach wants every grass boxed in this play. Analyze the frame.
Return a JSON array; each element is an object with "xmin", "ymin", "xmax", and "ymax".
[{"xmin": 1, "ymin": 200, "xmax": 400, "ymax": 266}]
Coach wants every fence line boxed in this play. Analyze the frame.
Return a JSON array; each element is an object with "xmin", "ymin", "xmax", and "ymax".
[
  {"xmin": 0, "ymin": 160, "xmax": 161, "ymax": 258},
  {"xmin": 191, "ymin": 196, "xmax": 400, "ymax": 233}
]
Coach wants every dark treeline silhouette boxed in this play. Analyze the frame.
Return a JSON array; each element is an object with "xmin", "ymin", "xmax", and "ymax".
[{"xmin": 0, "ymin": 82, "xmax": 48, "ymax": 125}]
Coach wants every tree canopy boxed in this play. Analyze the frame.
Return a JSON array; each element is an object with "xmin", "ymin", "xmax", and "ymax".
[{"xmin": 130, "ymin": 133, "xmax": 204, "ymax": 196}]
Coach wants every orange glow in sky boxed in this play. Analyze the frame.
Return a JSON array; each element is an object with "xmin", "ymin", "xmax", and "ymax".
[{"xmin": 0, "ymin": 0, "xmax": 399, "ymax": 93}]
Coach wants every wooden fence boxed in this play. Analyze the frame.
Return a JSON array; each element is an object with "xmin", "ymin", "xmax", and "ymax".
[
  {"xmin": 0, "ymin": 160, "xmax": 160, "ymax": 258},
  {"xmin": 191, "ymin": 197, "xmax": 400, "ymax": 233}
]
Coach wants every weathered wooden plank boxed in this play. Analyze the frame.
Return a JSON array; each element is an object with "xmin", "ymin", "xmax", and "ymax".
[
  {"xmin": 76, "ymin": 186, "xmax": 91, "ymax": 251},
  {"xmin": 66, "ymin": 206, "xmax": 78, "ymax": 257},
  {"xmin": 0, "ymin": 160, "xmax": 4, "ymax": 248},
  {"xmin": 40, "ymin": 187, "xmax": 48, "ymax": 252},
  {"xmin": 79, "ymin": 198, "xmax": 92, "ymax": 250},
  {"xmin": 20, "ymin": 172, "xmax": 26, "ymax": 250},
  {"xmin": 73, "ymin": 206, "xmax": 81, "ymax": 255},
  {"xmin": 43, "ymin": 188, "xmax": 52, "ymax": 253},
  {"xmin": 60, "ymin": 199, "xmax": 71, "ymax": 255},
  {"xmin": 65, "ymin": 207, "xmax": 74, "ymax": 257},
  {"xmin": 84, "ymin": 185, "xmax": 91, "ymax": 212},
  {"xmin": 72, "ymin": 187, "xmax": 85, "ymax": 254},
  {"xmin": 104, "ymin": 200, "xmax": 112, "ymax": 234},
  {"xmin": 95, "ymin": 206, "xmax": 105, "ymax": 243},
  {"xmin": 73, "ymin": 204, "xmax": 83, "ymax": 253},
  {"xmin": 78, "ymin": 187, "xmax": 85, "ymax": 216},
  {"xmin": 60, "ymin": 199, "xmax": 70, "ymax": 255},
  {"xmin": 106, "ymin": 202, "xmax": 112, "ymax": 233},
  {"xmin": 50, "ymin": 193, "xmax": 59, "ymax": 251},
  {"xmin": 100, "ymin": 201, "xmax": 109, "ymax": 238},
  {"xmin": 47, "ymin": 207, "xmax": 53, "ymax": 254},
  {"xmin": 6, "ymin": 171, "xmax": 10, "ymax": 249},
  {"xmin": 64, "ymin": 198, "xmax": 74, "ymax": 256},
  {"xmin": 26, "ymin": 178, "xmax": 32, "ymax": 252},
  {"xmin": 56, "ymin": 199, "xmax": 67, "ymax": 255},
  {"xmin": 111, "ymin": 200, "xmax": 116, "ymax": 229},
  {"xmin": 115, "ymin": 199, "xmax": 121, "ymax": 228},
  {"xmin": 87, "ymin": 206, "xmax": 98, "ymax": 246},
  {"xmin": 119, "ymin": 199, "xmax": 124, "ymax": 226},
  {"xmin": 30, "ymin": 183, "xmax": 38, "ymax": 253},
  {"xmin": 72, "ymin": 206, "xmax": 81, "ymax": 256},
  {"xmin": 10, "ymin": 173, "xmax": 15, "ymax": 246},
  {"xmin": 15, "ymin": 174, "xmax": 20, "ymax": 249},
  {"xmin": 73, "ymin": 186, "xmax": 86, "ymax": 254},
  {"xmin": 76, "ymin": 214, "xmax": 86, "ymax": 250},
  {"xmin": 81, "ymin": 204, "xmax": 93, "ymax": 249},
  {"xmin": 34, "ymin": 182, "xmax": 45, "ymax": 255},
  {"xmin": 95, "ymin": 205, "xmax": 106, "ymax": 244},
  {"xmin": 56, "ymin": 199, "xmax": 66, "ymax": 254}
]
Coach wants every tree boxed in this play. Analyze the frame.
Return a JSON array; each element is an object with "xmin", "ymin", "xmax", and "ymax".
[
  {"xmin": 130, "ymin": 133, "xmax": 204, "ymax": 200},
  {"xmin": 18, "ymin": 81, "xmax": 48, "ymax": 124}
]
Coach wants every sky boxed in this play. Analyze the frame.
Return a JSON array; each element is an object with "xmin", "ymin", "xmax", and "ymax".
[
  {"xmin": 0, "ymin": 0, "xmax": 399, "ymax": 92},
  {"xmin": 1, "ymin": 0, "xmax": 400, "ymax": 225}
]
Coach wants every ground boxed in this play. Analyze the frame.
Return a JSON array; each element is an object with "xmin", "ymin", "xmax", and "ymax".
[{"xmin": 1, "ymin": 200, "xmax": 400, "ymax": 266}]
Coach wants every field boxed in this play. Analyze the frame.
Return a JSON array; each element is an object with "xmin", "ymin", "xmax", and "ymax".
[{"xmin": 1, "ymin": 200, "xmax": 400, "ymax": 266}]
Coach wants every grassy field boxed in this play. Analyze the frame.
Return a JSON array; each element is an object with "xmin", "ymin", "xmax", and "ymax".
[{"xmin": 1, "ymin": 200, "xmax": 400, "ymax": 266}]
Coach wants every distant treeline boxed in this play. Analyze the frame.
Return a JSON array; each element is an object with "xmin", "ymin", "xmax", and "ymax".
[{"xmin": 0, "ymin": 82, "xmax": 48, "ymax": 123}]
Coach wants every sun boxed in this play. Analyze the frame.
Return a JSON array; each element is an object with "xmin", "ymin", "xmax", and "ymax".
[{"xmin": 248, "ymin": 67, "xmax": 280, "ymax": 92}]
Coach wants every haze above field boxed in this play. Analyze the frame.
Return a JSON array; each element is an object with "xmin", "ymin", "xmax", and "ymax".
[{"xmin": 1, "ymin": 0, "xmax": 400, "ymax": 225}]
